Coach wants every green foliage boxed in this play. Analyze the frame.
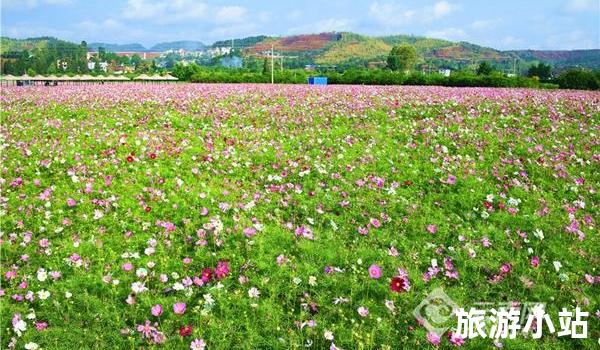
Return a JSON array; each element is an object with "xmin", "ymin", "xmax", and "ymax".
[
  {"xmin": 323, "ymin": 69, "xmax": 541, "ymax": 88},
  {"xmin": 170, "ymin": 63, "xmax": 545, "ymax": 88},
  {"xmin": 476, "ymin": 61, "xmax": 494, "ymax": 75},
  {"xmin": 556, "ymin": 69, "xmax": 600, "ymax": 90},
  {"xmin": 1, "ymin": 37, "xmax": 89, "ymax": 75},
  {"xmin": 387, "ymin": 44, "xmax": 418, "ymax": 71},
  {"xmin": 527, "ymin": 62, "xmax": 553, "ymax": 80}
]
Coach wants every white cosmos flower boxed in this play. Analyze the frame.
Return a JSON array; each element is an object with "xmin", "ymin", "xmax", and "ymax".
[
  {"xmin": 131, "ymin": 282, "xmax": 147, "ymax": 294},
  {"xmin": 553, "ymin": 261, "xmax": 562, "ymax": 272},
  {"xmin": 135, "ymin": 268, "xmax": 148, "ymax": 278},
  {"xmin": 203, "ymin": 293, "xmax": 215, "ymax": 306},
  {"xmin": 534, "ymin": 229, "xmax": 544, "ymax": 240},
  {"xmin": 14, "ymin": 319, "xmax": 27, "ymax": 337},
  {"xmin": 248, "ymin": 287, "xmax": 260, "ymax": 298},
  {"xmin": 37, "ymin": 268, "xmax": 47, "ymax": 282},
  {"xmin": 37, "ymin": 290, "xmax": 50, "ymax": 300},
  {"xmin": 24, "ymin": 342, "xmax": 39, "ymax": 350}
]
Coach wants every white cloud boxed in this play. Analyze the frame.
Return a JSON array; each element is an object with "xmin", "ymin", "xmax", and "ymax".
[
  {"xmin": 429, "ymin": 1, "xmax": 454, "ymax": 19},
  {"xmin": 208, "ymin": 23, "xmax": 259, "ymax": 40},
  {"xmin": 77, "ymin": 19, "xmax": 124, "ymax": 32},
  {"xmin": 2, "ymin": 23, "xmax": 73, "ymax": 39},
  {"xmin": 72, "ymin": 19, "xmax": 159, "ymax": 44},
  {"xmin": 426, "ymin": 27, "xmax": 466, "ymax": 41},
  {"xmin": 368, "ymin": 2, "xmax": 415, "ymax": 27},
  {"xmin": 289, "ymin": 18, "xmax": 353, "ymax": 34},
  {"xmin": 369, "ymin": 0, "xmax": 456, "ymax": 28},
  {"xmin": 545, "ymin": 30, "xmax": 597, "ymax": 49},
  {"xmin": 214, "ymin": 6, "xmax": 247, "ymax": 24},
  {"xmin": 122, "ymin": 0, "xmax": 208, "ymax": 24},
  {"xmin": 565, "ymin": 0, "xmax": 597, "ymax": 11}
]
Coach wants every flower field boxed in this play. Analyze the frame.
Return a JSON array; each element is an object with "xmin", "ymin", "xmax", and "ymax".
[{"xmin": 1, "ymin": 84, "xmax": 598, "ymax": 349}]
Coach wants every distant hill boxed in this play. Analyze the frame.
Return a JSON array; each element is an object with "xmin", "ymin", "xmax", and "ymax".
[
  {"xmin": 88, "ymin": 41, "xmax": 206, "ymax": 52},
  {"xmin": 239, "ymin": 32, "xmax": 599, "ymax": 70},
  {"xmin": 212, "ymin": 36, "xmax": 267, "ymax": 49},
  {"xmin": 88, "ymin": 42, "xmax": 147, "ymax": 52},
  {"xmin": 507, "ymin": 49, "xmax": 600, "ymax": 69},
  {"xmin": 150, "ymin": 41, "xmax": 205, "ymax": 51},
  {"xmin": 0, "ymin": 36, "xmax": 82, "ymax": 55}
]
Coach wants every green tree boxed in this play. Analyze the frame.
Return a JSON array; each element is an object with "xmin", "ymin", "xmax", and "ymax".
[
  {"xmin": 527, "ymin": 62, "xmax": 552, "ymax": 80},
  {"xmin": 130, "ymin": 54, "xmax": 142, "ymax": 68},
  {"xmin": 556, "ymin": 69, "xmax": 599, "ymax": 90},
  {"xmin": 476, "ymin": 61, "xmax": 494, "ymax": 75},
  {"xmin": 387, "ymin": 44, "xmax": 418, "ymax": 72}
]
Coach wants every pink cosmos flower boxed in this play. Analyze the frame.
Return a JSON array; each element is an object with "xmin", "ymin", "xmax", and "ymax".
[
  {"xmin": 151, "ymin": 304, "xmax": 163, "ymax": 317},
  {"xmin": 357, "ymin": 226, "xmax": 369, "ymax": 235},
  {"xmin": 446, "ymin": 175, "xmax": 457, "ymax": 185},
  {"xmin": 426, "ymin": 332, "xmax": 441, "ymax": 346},
  {"xmin": 369, "ymin": 218, "xmax": 381, "ymax": 228},
  {"xmin": 276, "ymin": 254, "xmax": 288, "ymax": 266},
  {"xmin": 427, "ymin": 224, "xmax": 438, "ymax": 234},
  {"xmin": 368, "ymin": 264, "xmax": 382, "ymax": 279},
  {"xmin": 584, "ymin": 274, "xmax": 594, "ymax": 284},
  {"xmin": 357, "ymin": 306, "xmax": 369, "ymax": 317},
  {"xmin": 448, "ymin": 331, "xmax": 465, "ymax": 346},
  {"xmin": 190, "ymin": 338, "xmax": 206, "ymax": 350},
  {"xmin": 137, "ymin": 320, "xmax": 157, "ymax": 339},
  {"xmin": 173, "ymin": 302, "xmax": 186, "ymax": 315},
  {"xmin": 243, "ymin": 227, "xmax": 257, "ymax": 238},
  {"xmin": 66, "ymin": 198, "xmax": 77, "ymax": 207}
]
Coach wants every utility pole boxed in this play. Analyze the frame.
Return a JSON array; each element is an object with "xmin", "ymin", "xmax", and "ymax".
[{"xmin": 271, "ymin": 44, "xmax": 274, "ymax": 84}]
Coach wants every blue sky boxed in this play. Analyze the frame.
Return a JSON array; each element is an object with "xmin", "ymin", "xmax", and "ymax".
[{"xmin": 1, "ymin": 0, "xmax": 598, "ymax": 50}]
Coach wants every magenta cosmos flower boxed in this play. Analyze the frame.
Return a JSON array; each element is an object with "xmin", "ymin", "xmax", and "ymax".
[
  {"xmin": 173, "ymin": 302, "xmax": 186, "ymax": 315},
  {"xmin": 390, "ymin": 275, "xmax": 410, "ymax": 293},
  {"xmin": 215, "ymin": 260, "xmax": 230, "ymax": 280},
  {"xmin": 368, "ymin": 264, "xmax": 382, "ymax": 279}
]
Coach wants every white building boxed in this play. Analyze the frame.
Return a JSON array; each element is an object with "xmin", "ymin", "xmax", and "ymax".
[{"xmin": 438, "ymin": 68, "xmax": 451, "ymax": 77}]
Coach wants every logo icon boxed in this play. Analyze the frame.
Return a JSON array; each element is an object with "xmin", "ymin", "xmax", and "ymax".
[{"xmin": 413, "ymin": 288, "xmax": 459, "ymax": 336}]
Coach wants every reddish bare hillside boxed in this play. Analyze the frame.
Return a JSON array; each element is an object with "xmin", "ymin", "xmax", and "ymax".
[
  {"xmin": 432, "ymin": 45, "xmax": 502, "ymax": 60},
  {"xmin": 249, "ymin": 33, "xmax": 340, "ymax": 52}
]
